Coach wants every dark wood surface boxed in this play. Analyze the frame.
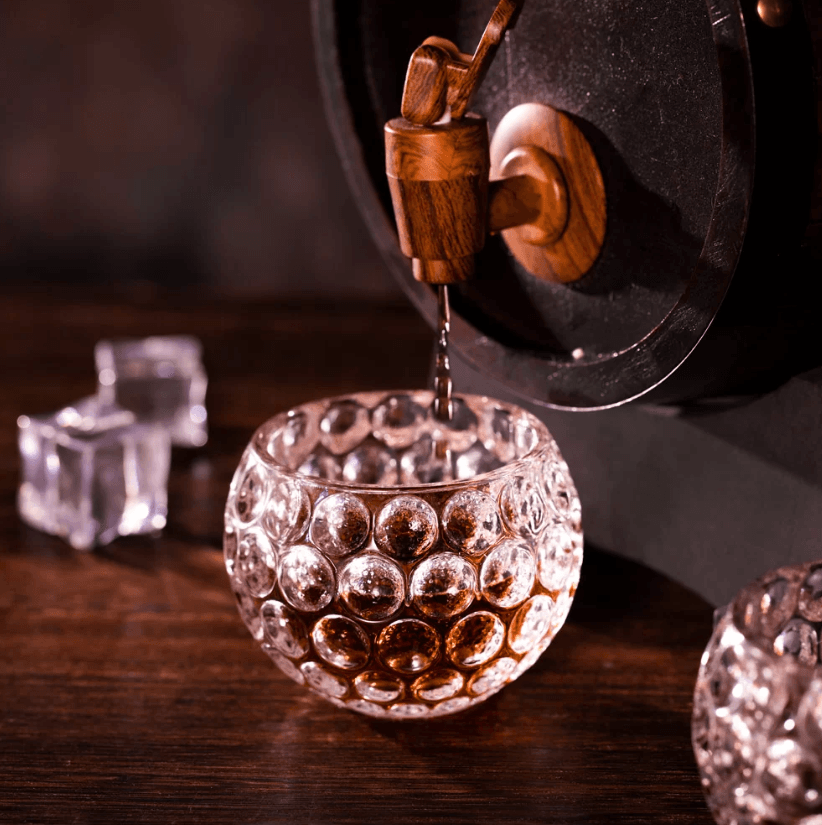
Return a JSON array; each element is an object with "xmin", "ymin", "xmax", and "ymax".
[{"xmin": 0, "ymin": 289, "xmax": 715, "ymax": 824}]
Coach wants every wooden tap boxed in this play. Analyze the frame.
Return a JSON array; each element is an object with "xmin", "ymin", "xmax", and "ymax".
[
  {"xmin": 384, "ymin": 0, "xmax": 606, "ymax": 285},
  {"xmin": 385, "ymin": 1, "xmax": 520, "ymax": 284}
]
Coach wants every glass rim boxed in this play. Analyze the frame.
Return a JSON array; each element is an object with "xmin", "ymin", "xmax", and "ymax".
[
  {"xmin": 729, "ymin": 563, "xmax": 822, "ymax": 675},
  {"xmin": 250, "ymin": 389, "xmax": 556, "ymax": 494}
]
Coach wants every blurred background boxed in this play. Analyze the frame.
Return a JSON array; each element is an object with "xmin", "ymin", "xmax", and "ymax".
[{"xmin": 0, "ymin": 0, "xmax": 400, "ymax": 299}]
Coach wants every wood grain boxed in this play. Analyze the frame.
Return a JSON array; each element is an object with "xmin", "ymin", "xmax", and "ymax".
[
  {"xmin": 488, "ymin": 174, "xmax": 543, "ymax": 233},
  {"xmin": 400, "ymin": 43, "xmax": 450, "ymax": 126},
  {"xmin": 0, "ymin": 289, "xmax": 714, "ymax": 824},
  {"xmin": 385, "ymin": 117, "xmax": 490, "ymax": 283},
  {"xmin": 386, "ymin": 1, "xmax": 520, "ymax": 285},
  {"xmin": 489, "ymin": 147, "xmax": 570, "ymax": 243},
  {"xmin": 399, "ymin": 2, "xmax": 520, "ymax": 128},
  {"xmin": 490, "ymin": 103, "xmax": 607, "ymax": 284}
]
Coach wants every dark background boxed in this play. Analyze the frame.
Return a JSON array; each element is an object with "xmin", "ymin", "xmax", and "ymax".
[
  {"xmin": 0, "ymin": 0, "xmax": 399, "ymax": 299},
  {"xmin": 4, "ymin": 0, "xmax": 821, "ymax": 611}
]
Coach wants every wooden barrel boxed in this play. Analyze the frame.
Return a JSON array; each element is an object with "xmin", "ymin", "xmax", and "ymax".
[{"xmin": 313, "ymin": 0, "xmax": 820, "ymax": 409}]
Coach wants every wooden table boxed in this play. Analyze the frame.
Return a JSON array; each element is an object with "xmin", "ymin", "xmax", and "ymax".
[{"xmin": 0, "ymin": 289, "xmax": 715, "ymax": 824}]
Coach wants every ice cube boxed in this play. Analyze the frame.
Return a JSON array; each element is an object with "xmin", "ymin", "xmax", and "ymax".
[
  {"xmin": 17, "ymin": 396, "xmax": 170, "ymax": 550},
  {"xmin": 95, "ymin": 335, "xmax": 207, "ymax": 447}
]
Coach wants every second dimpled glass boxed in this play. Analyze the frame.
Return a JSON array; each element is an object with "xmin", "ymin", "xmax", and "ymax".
[{"xmin": 224, "ymin": 391, "xmax": 582, "ymax": 719}]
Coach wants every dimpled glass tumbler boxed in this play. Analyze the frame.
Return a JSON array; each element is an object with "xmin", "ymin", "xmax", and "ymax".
[
  {"xmin": 692, "ymin": 561, "xmax": 822, "ymax": 824},
  {"xmin": 223, "ymin": 390, "xmax": 582, "ymax": 719}
]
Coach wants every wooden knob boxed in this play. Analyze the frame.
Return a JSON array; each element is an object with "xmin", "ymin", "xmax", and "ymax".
[{"xmin": 489, "ymin": 103, "xmax": 606, "ymax": 284}]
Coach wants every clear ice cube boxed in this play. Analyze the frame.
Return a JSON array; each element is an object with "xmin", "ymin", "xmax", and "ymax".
[
  {"xmin": 95, "ymin": 335, "xmax": 208, "ymax": 447},
  {"xmin": 17, "ymin": 396, "xmax": 170, "ymax": 550}
]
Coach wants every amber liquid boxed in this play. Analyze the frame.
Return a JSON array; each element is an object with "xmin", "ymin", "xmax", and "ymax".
[{"xmin": 432, "ymin": 285, "xmax": 453, "ymax": 422}]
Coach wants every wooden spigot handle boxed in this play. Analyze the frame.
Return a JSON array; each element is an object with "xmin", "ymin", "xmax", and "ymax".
[{"xmin": 401, "ymin": 0, "xmax": 522, "ymax": 126}]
